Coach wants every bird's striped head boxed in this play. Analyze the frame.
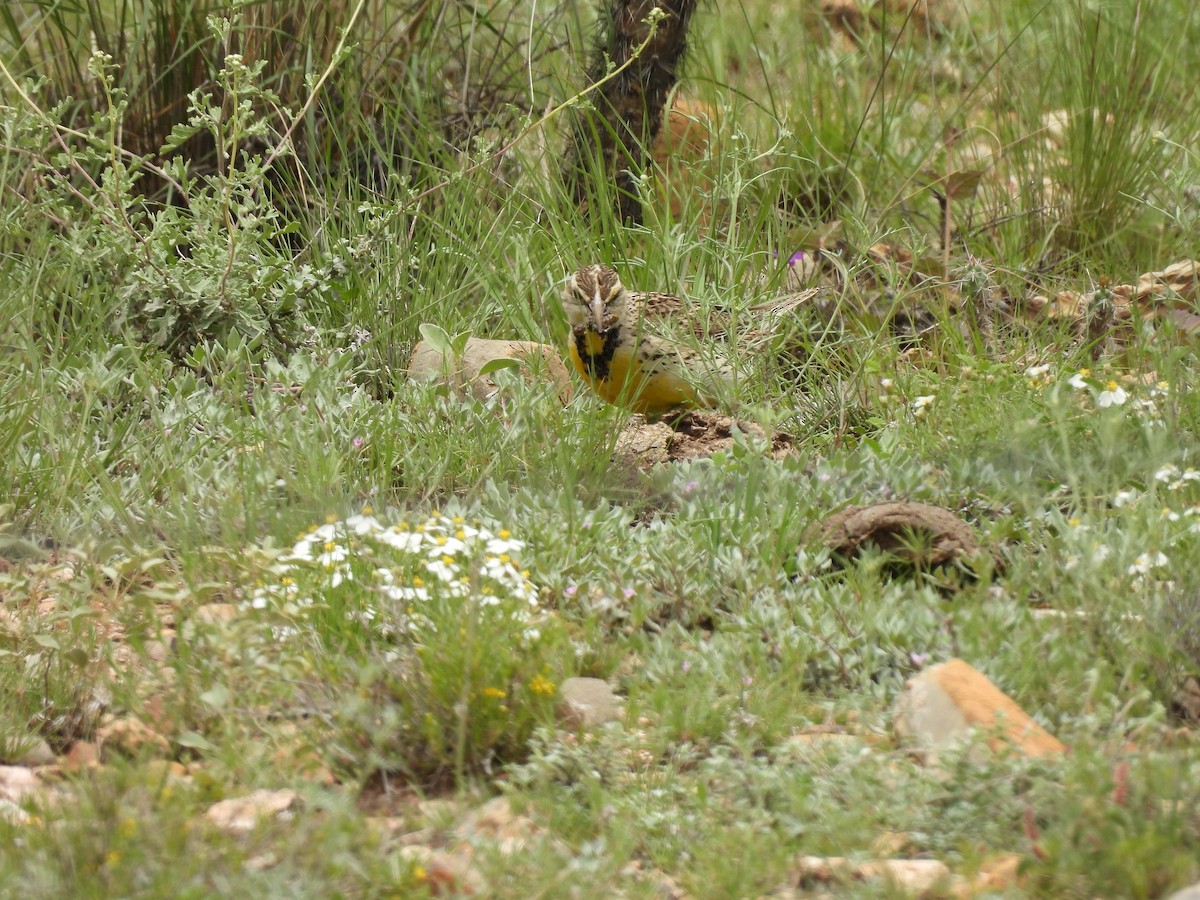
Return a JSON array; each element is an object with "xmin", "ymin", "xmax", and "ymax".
[{"xmin": 563, "ymin": 264, "xmax": 629, "ymax": 334}]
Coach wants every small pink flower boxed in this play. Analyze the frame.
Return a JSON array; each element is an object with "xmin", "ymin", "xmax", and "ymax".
[
  {"xmin": 353, "ymin": 437, "xmax": 364, "ymax": 447},
  {"xmin": 623, "ymin": 587, "xmax": 635, "ymax": 599},
  {"xmin": 564, "ymin": 584, "xmax": 578, "ymax": 597},
  {"xmin": 742, "ymin": 676, "xmax": 754, "ymax": 687},
  {"xmin": 681, "ymin": 661, "xmax": 691, "ymax": 673}
]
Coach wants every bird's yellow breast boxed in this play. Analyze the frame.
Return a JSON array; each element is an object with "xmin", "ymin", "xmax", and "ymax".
[{"xmin": 568, "ymin": 330, "xmax": 700, "ymax": 416}]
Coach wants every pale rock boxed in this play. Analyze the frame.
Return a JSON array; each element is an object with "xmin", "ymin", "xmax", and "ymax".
[
  {"xmin": 408, "ymin": 338, "xmax": 573, "ymax": 406},
  {"xmin": 893, "ymin": 658, "xmax": 1066, "ymax": 764},
  {"xmin": 96, "ymin": 716, "xmax": 171, "ymax": 758},
  {"xmin": 244, "ymin": 852, "xmax": 279, "ymax": 872},
  {"xmin": 194, "ymin": 603, "xmax": 239, "ymax": 625},
  {"xmin": 454, "ymin": 796, "xmax": 544, "ymax": 854},
  {"xmin": 793, "ymin": 855, "xmax": 954, "ymax": 896},
  {"xmin": 857, "ymin": 859, "xmax": 953, "ymax": 894},
  {"xmin": 557, "ymin": 677, "xmax": 623, "ymax": 728},
  {"xmin": 0, "ymin": 765, "xmax": 42, "ymax": 806},
  {"xmin": 1165, "ymin": 884, "xmax": 1200, "ymax": 900},
  {"xmin": 143, "ymin": 638, "xmax": 171, "ymax": 663},
  {"xmin": 12, "ymin": 739, "xmax": 56, "ymax": 767},
  {"xmin": 205, "ymin": 788, "xmax": 299, "ymax": 833}
]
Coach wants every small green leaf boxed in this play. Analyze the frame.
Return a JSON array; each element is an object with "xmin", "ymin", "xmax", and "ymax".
[
  {"xmin": 477, "ymin": 357, "xmax": 521, "ymax": 377},
  {"xmin": 200, "ymin": 684, "xmax": 230, "ymax": 710},
  {"xmin": 419, "ymin": 323, "xmax": 454, "ymax": 356},
  {"xmin": 176, "ymin": 731, "xmax": 217, "ymax": 751},
  {"xmin": 32, "ymin": 634, "xmax": 59, "ymax": 650}
]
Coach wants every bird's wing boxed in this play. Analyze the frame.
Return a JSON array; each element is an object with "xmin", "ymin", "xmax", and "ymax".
[
  {"xmin": 629, "ymin": 290, "xmax": 735, "ymax": 391},
  {"xmin": 634, "ymin": 290, "xmax": 729, "ymax": 343}
]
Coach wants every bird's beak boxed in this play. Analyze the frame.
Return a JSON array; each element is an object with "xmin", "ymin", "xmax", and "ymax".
[{"xmin": 590, "ymin": 291, "xmax": 607, "ymax": 332}]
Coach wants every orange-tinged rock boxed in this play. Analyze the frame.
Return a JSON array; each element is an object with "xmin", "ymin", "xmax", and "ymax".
[
  {"xmin": 951, "ymin": 853, "xmax": 1024, "ymax": 897},
  {"xmin": 63, "ymin": 741, "xmax": 100, "ymax": 772},
  {"xmin": 894, "ymin": 658, "xmax": 1066, "ymax": 764}
]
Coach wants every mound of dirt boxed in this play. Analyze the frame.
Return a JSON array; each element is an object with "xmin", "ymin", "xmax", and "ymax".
[
  {"xmin": 614, "ymin": 411, "xmax": 794, "ymax": 468},
  {"xmin": 813, "ymin": 501, "xmax": 981, "ymax": 567}
]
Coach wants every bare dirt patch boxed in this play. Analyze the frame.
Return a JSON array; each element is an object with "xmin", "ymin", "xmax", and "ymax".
[{"xmin": 614, "ymin": 410, "xmax": 794, "ymax": 468}]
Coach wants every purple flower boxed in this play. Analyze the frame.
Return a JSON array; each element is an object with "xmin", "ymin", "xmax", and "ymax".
[
  {"xmin": 681, "ymin": 660, "xmax": 692, "ymax": 673},
  {"xmin": 910, "ymin": 652, "xmax": 930, "ymax": 668},
  {"xmin": 352, "ymin": 437, "xmax": 364, "ymax": 448},
  {"xmin": 681, "ymin": 480, "xmax": 699, "ymax": 493},
  {"xmin": 564, "ymin": 584, "xmax": 578, "ymax": 598},
  {"xmin": 623, "ymin": 587, "xmax": 635, "ymax": 599},
  {"xmin": 742, "ymin": 676, "xmax": 754, "ymax": 687},
  {"xmin": 787, "ymin": 251, "xmax": 805, "ymax": 267}
]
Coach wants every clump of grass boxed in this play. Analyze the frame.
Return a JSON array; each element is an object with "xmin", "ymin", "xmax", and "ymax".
[
  {"xmin": 249, "ymin": 510, "xmax": 565, "ymax": 783},
  {"xmin": 4, "ymin": 37, "xmax": 317, "ymax": 362}
]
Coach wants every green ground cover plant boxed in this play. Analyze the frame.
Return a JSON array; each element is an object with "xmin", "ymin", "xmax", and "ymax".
[{"xmin": 2, "ymin": 0, "xmax": 1199, "ymax": 896}]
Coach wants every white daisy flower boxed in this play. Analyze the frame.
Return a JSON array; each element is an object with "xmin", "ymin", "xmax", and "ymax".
[
  {"xmin": 1097, "ymin": 381, "xmax": 1128, "ymax": 408},
  {"xmin": 486, "ymin": 534, "xmax": 524, "ymax": 555},
  {"xmin": 315, "ymin": 544, "xmax": 349, "ymax": 567},
  {"xmin": 1127, "ymin": 551, "xmax": 1169, "ymax": 576},
  {"xmin": 376, "ymin": 528, "xmax": 428, "ymax": 553},
  {"xmin": 425, "ymin": 558, "xmax": 460, "ymax": 583},
  {"xmin": 310, "ymin": 523, "xmax": 339, "ymax": 542},
  {"xmin": 429, "ymin": 536, "xmax": 467, "ymax": 557},
  {"xmin": 284, "ymin": 540, "xmax": 315, "ymax": 562},
  {"xmin": 344, "ymin": 514, "xmax": 383, "ymax": 535}
]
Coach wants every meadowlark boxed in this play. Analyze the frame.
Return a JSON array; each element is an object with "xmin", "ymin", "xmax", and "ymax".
[{"xmin": 561, "ymin": 264, "xmax": 731, "ymax": 416}]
